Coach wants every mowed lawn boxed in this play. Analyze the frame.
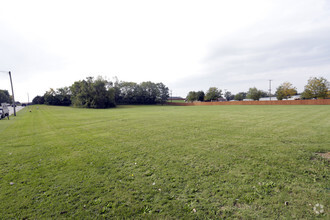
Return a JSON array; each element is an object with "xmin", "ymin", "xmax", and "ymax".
[{"xmin": 0, "ymin": 105, "xmax": 329, "ymax": 219}]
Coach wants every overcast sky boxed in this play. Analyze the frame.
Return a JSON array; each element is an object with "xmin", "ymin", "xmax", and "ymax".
[{"xmin": 1, "ymin": 0, "xmax": 329, "ymax": 102}]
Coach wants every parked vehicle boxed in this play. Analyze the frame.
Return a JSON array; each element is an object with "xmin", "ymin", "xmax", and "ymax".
[{"xmin": 0, "ymin": 104, "xmax": 9, "ymax": 120}]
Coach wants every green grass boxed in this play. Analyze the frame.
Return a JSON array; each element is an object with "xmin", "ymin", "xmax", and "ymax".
[{"xmin": 0, "ymin": 105, "xmax": 329, "ymax": 219}]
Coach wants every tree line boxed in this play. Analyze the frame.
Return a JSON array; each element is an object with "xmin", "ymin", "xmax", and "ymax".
[
  {"xmin": 20, "ymin": 76, "xmax": 330, "ymax": 106},
  {"xmin": 32, "ymin": 76, "xmax": 169, "ymax": 108},
  {"xmin": 186, "ymin": 86, "xmax": 269, "ymax": 102},
  {"xmin": 0, "ymin": 89, "xmax": 11, "ymax": 104},
  {"xmin": 185, "ymin": 77, "xmax": 329, "ymax": 102}
]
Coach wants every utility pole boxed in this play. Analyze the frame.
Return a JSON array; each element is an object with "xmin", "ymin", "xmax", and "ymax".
[
  {"xmin": 170, "ymin": 90, "xmax": 172, "ymax": 102},
  {"xmin": 1, "ymin": 71, "xmax": 16, "ymax": 116},
  {"xmin": 9, "ymin": 71, "xmax": 16, "ymax": 116},
  {"xmin": 269, "ymin": 80, "xmax": 272, "ymax": 101}
]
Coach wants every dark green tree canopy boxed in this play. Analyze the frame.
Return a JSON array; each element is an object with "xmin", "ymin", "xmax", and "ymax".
[
  {"xmin": 205, "ymin": 87, "xmax": 222, "ymax": 101},
  {"xmin": 186, "ymin": 91, "xmax": 197, "ymax": 102},
  {"xmin": 246, "ymin": 87, "xmax": 262, "ymax": 101},
  {"xmin": 224, "ymin": 91, "xmax": 234, "ymax": 101},
  {"xmin": 156, "ymin": 82, "xmax": 170, "ymax": 105},
  {"xmin": 44, "ymin": 87, "xmax": 71, "ymax": 106},
  {"xmin": 196, "ymin": 91, "xmax": 205, "ymax": 102},
  {"xmin": 185, "ymin": 91, "xmax": 204, "ymax": 102},
  {"xmin": 234, "ymin": 92, "xmax": 247, "ymax": 101},
  {"xmin": 0, "ymin": 89, "xmax": 11, "ymax": 103},
  {"xmin": 70, "ymin": 77, "xmax": 115, "ymax": 108},
  {"xmin": 32, "ymin": 95, "xmax": 45, "ymax": 104},
  {"xmin": 36, "ymin": 76, "xmax": 169, "ymax": 108},
  {"xmin": 115, "ymin": 81, "xmax": 169, "ymax": 105}
]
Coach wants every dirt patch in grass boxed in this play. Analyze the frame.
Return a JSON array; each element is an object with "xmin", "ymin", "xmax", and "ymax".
[{"xmin": 315, "ymin": 152, "xmax": 330, "ymax": 160}]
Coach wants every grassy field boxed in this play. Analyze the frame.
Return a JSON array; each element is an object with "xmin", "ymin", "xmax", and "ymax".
[{"xmin": 0, "ymin": 105, "xmax": 329, "ymax": 219}]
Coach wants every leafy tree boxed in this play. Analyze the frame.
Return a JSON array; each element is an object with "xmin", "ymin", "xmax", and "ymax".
[
  {"xmin": 56, "ymin": 87, "xmax": 71, "ymax": 106},
  {"xmin": 140, "ymin": 81, "xmax": 159, "ymax": 104},
  {"xmin": 186, "ymin": 91, "xmax": 197, "ymax": 102},
  {"xmin": 32, "ymin": 95, "xmax": 45, "ymax": 104},
  {"xmin": 113, "ymin": 77, "xmax": 121, "ymax": 103},
  {"xmin": 0, "ymin": 89, "xmax": 11, "ymax": 103},
  {"xmin": 186, "ymin": 90, "xmax": 204, "ymax": 102},
  {"xmin": 205, "ymin": 87, "xmax": 222, "ymax": 101},
  {"xmin": 115, "ymin": 81, "xmax": 168, "ymax": 105},
  {"xmin": 156, "ymin": 83, "xmax": 169, "ymax": 105},
  {"xmin": 301, "ymin": 77, "xmax": 329, "ymax": 99},
  {"xmin": 234, "ymin": 92, "xmax": 246, "ymax": 101},
  {"xmin": 70, "ymin": 80, "xmax": 89, "ymax": 107},
  {"xmin": 44, "ymin": 87, "xmax": 71, "ymax": 106},
  {"xmin": 44, "ymin": 88, "xmax": 59, "ymax": 105},
  {"xmin": 276, "ymin": 82, "xmax": 297, "ymax": 100},
  {"xmin": 91, "ymin": 77, "xmax": 115, "ymax": 108},
  {"xmin": 260, "ymin": 90, "xmax": 269, "ymax": 98},
  {"xmin": 70, "ymin": 76, "xmax": 115, "ymax": 108},
  {"xmin": 224, "ymin": 91, "xmax": 234, "ymax": 101},
  {"xmin": 117, "ymin": 81, "xmax": 139, "ymax": 104},
  {"xmin": 246, "ymin": 87, "xmax": 262, "ymax": 101},
  {"xmin": 196, "ymin": 91, "xmax": 205, "ymax": 101}
]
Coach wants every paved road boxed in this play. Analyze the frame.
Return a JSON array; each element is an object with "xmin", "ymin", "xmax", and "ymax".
[{"xmin": 8, "ymin": 106, "xmax": 25, "ymax": 116}]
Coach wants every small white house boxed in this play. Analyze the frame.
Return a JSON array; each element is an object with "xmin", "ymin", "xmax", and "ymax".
[
  {"xmin": 259, "ymin": 97, "xmax": 278, "ymax": 101},
  {"xmin": 286, "ymin": 95, "xmax": 301, "ymax": 100}
]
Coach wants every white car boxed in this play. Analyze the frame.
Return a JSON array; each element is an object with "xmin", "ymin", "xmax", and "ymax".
[{"xmin": 0, "ymin": 104, "xmax": 9, "ymax": 119}]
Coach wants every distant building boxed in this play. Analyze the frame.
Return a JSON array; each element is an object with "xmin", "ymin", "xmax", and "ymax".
[
  {"xmin": 286, "ymin": 95, "xmax": 301, "ymax": 100},
  {"xmin": 216, "ymin": 97, "xmax": 227, "ymax": 102},
  {"xmin": 168, "ymin": 96, "xmax": 185, "ymax": 101},
  {"xmin": 259, "ymin": 97, "xmax": 278, "ymax": 101},
  {"xmin": 258, "ymin": 95, "xmax": 301, "ymax": 101}
]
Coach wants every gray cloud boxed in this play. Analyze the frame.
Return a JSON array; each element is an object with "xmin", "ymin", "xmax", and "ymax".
[{"xmin": 172, "ymin": 14, "xmax": 330, "ymax": 96}]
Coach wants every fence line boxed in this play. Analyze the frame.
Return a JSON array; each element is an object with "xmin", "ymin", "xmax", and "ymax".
[{"xmin": 167, "ymin": 99, "xmax": 330, "ymax": 106}]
